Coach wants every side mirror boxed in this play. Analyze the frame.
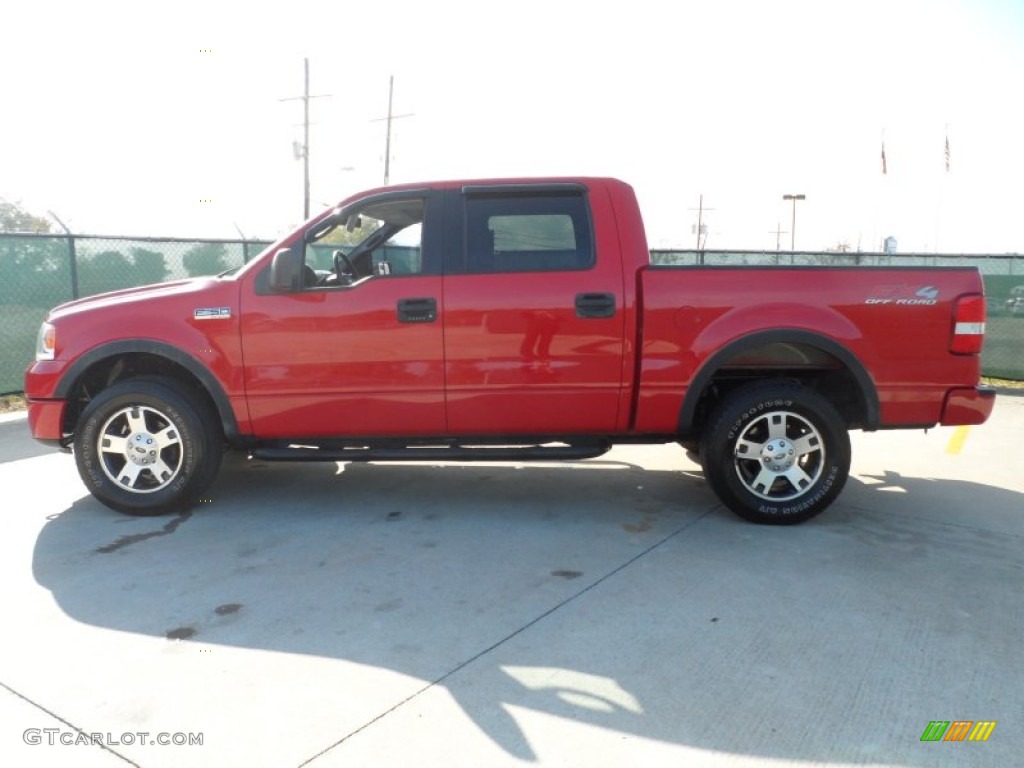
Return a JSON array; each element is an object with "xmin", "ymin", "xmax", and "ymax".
[{"xmin": 269, "ymin": 248, "xmax": 302, "ymax": 292}]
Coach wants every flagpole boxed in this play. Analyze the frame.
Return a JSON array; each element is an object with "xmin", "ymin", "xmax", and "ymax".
[{"xmin": 875, "ymin": 128, "xmax": 887, "ymax": 252}]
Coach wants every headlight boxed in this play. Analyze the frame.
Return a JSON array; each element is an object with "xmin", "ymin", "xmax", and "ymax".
[{"xmin": 36, "ymin": 322, "xmax": 56, "ymax": 361}]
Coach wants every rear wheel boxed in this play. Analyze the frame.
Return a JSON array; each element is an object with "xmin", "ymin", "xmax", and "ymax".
[
  {"xmin": 74, "ymin": 379, "xmax": 222, "ymax": 515},
  {"xmin": 700, "ymin": 381, "xmax": 850, "ymax": 524}
]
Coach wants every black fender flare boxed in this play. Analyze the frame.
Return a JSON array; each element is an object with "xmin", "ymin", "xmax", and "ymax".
[
  {"xmin": 677, "ymin": 329, "xmax": 879, "ymax": 434},
  {"xmin": 54, "ymin": 339, "xmax": 242, "ymax": 441}
]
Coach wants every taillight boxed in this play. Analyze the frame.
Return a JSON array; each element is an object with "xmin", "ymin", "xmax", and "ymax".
[{"xmin": 950, "ymin": 294, "xmax": 985, "ymax": 354}]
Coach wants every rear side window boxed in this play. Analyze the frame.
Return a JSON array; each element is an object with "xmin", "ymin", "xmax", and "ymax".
[{"xmin": 464, "ymin": 194, "xmax": 593, "ymax": 273}]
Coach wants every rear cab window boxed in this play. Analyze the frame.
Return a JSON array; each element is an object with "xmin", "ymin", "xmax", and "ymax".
[{"xmin": 461, "ymin": 186, "xmax": 594, "ymax": 274}]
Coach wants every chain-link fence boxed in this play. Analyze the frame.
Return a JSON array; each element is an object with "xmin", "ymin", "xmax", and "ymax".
[
  {"xmin": 0, "ymin": 233, "xmax": 272, "ymax": 393},
  {"xmin": 652, "ymin": 250, "xmax": 1024, "ymax": 381},
  {"xmin": 2, "ymin": 236, "xmax": 1021, "ymax": 393}
]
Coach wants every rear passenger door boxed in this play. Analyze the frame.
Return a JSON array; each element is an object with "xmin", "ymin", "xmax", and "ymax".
[{"xmin": 442, "ymin": 183, "xmax": 626, "ymax": 434}]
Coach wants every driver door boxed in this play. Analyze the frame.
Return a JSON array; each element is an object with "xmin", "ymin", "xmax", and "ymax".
[{"xmin": 240, "ymin": 192, "xmax": 446, "ymax": 439}]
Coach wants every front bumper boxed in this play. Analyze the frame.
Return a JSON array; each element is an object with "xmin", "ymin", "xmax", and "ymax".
[
  {"xmin": 26, "ymin": 398, "xmax": 68, "ymax": 448},
  {"xmin": 25, "ymin": 359, "xmax": 71, "ymax": 448},
  {"xmin": 940, "ymin": 385, "xmax": 996, "ymax": 426}
]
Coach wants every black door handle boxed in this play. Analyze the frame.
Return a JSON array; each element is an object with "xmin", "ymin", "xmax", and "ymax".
[
  {"xmin": 397, "ymin": 297, "xmax": 437, "ymax": 323},
  {"xmin": 575, "ymin": 292, "xmax": 616, "ymax": 319}
]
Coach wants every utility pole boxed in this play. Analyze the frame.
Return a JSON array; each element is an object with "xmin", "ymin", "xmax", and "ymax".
[
  {"xmin": 769, "ymin": 222, "xmax": 788, "ymax": 252},
  {"xmin": 688, "ymin": 194, "xmax": 715, "ymax": 250},
  {"xmin": 280, "ymin": 58, "xmax": 331, "ymax": 219},
  {"xmin": 371, "ymin": 76, "xmax": 414, "ymax": 186}
]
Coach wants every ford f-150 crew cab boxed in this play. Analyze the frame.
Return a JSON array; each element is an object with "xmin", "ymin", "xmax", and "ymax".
[{"xmin": 24, "ymin": 177, "xmax": 995, "ymax": 524}]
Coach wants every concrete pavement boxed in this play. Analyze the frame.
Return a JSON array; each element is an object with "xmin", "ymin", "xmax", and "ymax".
[{"xmin": 1, "ymin": 396, "xmax": 1021, "ymax": 767}]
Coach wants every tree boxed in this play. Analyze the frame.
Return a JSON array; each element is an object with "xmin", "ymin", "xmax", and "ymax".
[
  {"xmin": 77, "ymin": 250, "xmax": 136, "ymax": 297},
  {"xmin": 183, "ymin": 243, "xmax": 229, "ymax": 277},
  {"xmin": 0, "ymin": 235, "xmax": 69, "ymax": 306},
  {"xmin": 310, "ymin": 217, "xmax": 383, "ymax": 270},
  {"xmin": 131, "ymin": 247, "xmax": 168, "ymax": 285},
  {"xmin": 320, "ymin": 218, "xmax": 381, "ymax": 247},
  {"xmin": 0, "ymin": 199, "xmax": 53, "ymax": 233}
]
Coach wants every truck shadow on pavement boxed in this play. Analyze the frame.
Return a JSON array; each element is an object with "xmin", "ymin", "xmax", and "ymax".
[
  {"xmin": 31, "ymin": 455, "xmax": 1024, "ymax": 764},
  {"xmin": 0, "ymin": 418, "xmax": 53, "ymax": 463}
]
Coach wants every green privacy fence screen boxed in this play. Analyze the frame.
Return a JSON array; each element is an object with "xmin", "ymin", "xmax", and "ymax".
[
  {"xmin": 2, "ymin": 234, "xmax": 1021, "ymax": 393},
  {"xmin": 0, "ymin": 233, "xmax": 272, "ymax": 394}
]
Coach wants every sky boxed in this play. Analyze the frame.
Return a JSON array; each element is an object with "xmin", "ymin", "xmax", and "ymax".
[{"xmin": 2, "ymin": 0, "xmax": 1023, "ymax": 253}]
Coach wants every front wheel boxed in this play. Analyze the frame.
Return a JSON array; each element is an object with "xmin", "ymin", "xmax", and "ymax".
[
  {"xmin": 73, "ymin": 379, "xmax": 222, "ymax": 515},
  {"xmin": 700, "ymin": 381, "xmax": 850, "ymax": 525}
]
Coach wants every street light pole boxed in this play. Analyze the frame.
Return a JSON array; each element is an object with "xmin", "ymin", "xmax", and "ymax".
[{"xmin": 782, "ymin": 194, "xmax": 806, "ymax": 251}]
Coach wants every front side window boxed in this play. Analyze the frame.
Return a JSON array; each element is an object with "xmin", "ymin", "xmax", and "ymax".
[
  {"xmin": 304, "ymin": 197, "xmax": 425, "ymax": 287},
  {"xmin": 464, "ymin": 193, "xmax": 593, "ymax": 273}
]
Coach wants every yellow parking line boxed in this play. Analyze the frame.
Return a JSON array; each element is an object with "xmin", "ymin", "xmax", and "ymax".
[{"xmin": 945, "ymin": 425, "xmax": 970, "ymax": 454}]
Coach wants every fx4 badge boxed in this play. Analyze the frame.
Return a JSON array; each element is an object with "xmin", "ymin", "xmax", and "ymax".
[{"xmin": 865, "ymin": 285, "xmax": 939, "ymax": 305}]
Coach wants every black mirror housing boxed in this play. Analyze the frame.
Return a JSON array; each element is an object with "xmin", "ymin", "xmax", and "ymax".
[{"xmin": 269, "ymin": 248, "xmax": 302, "ymax": 292}]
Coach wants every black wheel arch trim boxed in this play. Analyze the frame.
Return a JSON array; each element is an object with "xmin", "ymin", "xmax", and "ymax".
[
  {"xmin": 53, "ymin": 339, "xmax": 242, "ymax": 441},
  {"xmin": 677, "ymin": 329, "xmax": 879, "ymax": 434}
]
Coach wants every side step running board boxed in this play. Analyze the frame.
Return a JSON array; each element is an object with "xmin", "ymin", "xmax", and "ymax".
[{"xmin": 250, "ymin": 440, "xmax": 612, "ymax": 463}]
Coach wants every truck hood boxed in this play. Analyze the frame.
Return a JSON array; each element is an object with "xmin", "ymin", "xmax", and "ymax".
[{"xmin": 48, "ymin": 276, "xmax": 226, "ymax": 321}]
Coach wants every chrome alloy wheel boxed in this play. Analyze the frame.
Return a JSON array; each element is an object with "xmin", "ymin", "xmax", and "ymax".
[
  {"xmin": 97, "ymin": 405, "xmax": 184, "ymax": 493},
  {"xmin": 732, "ymin": 409, "xmax": 825, "ymax": 502}
]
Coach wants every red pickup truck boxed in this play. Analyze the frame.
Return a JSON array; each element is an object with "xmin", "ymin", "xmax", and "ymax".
[{"xmin": 24, "ymin": 177, "xmax": 995, "ymax": 524}]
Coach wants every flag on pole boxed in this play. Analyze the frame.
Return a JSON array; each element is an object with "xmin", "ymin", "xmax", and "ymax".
[
  {"xmin": 881, "ymin": 140, "xmax": 887, "ymax": 174},
  {"xmin": 945, "ymin": 133, "xmax": 951, "ymax": 172}
]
